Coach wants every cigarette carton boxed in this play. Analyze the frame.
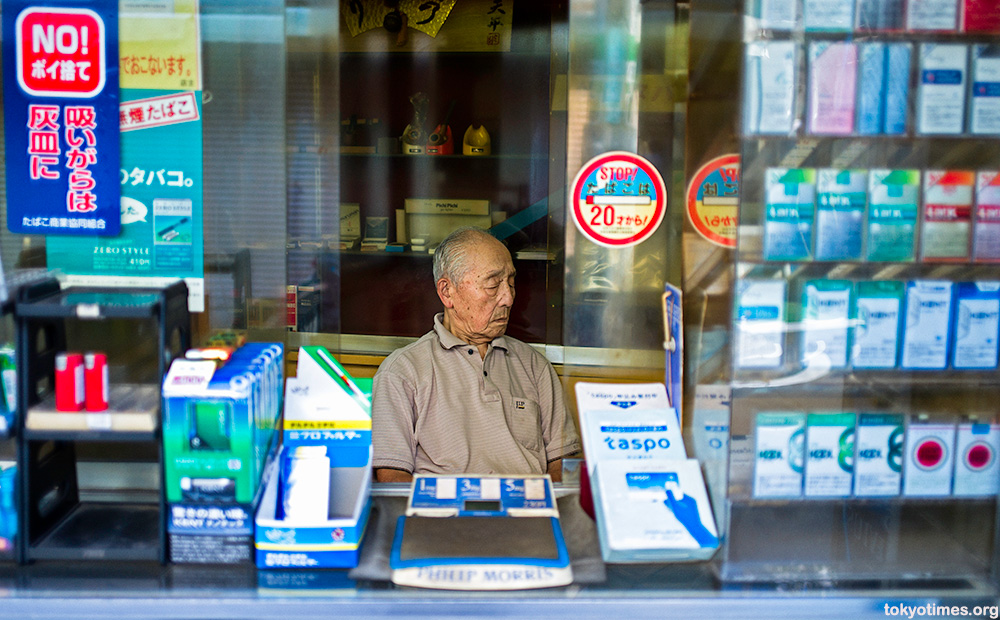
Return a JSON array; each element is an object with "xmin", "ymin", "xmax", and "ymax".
[
  {"xmin": 953, "ymin": 419, "xmax": 1000, "ymax": 496},
  {"xmin": 805, "ymin": 413, "xmax": 856, "ymax": 497},
  {"xmin": 901, "ymin": 280, "xmax": 954, "ymax": 370},
  {"xmin": 852, "ymin": 281, "xmax": 904, "ymax": 369},
  {"xmin": 902, "ymin": 416, "xmax": 956, "ymax": 496},
  {"xmin": 854, "ymin": 413, "xmax": 904, "ymax": 496},
  {"xmin": 753, "ymin": 412, "xmax": 806, "ymax": 498}
]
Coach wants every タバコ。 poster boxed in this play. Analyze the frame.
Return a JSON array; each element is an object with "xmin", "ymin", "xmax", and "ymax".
[{"xmin": 46, "ymin": 0, "xmax": 205, "ymax": 311}]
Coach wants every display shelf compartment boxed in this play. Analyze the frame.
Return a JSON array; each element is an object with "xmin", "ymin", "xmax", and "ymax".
[
  {"xmin": 727, "ymin": 496, "xmax": 999, "ymax": 506},
  {"xmin": 14, "ymin": 288, "xmax": 167, "ymax": 320},
  {"xmin": 721, "ymin": 499, "xmax": 996, "ymax": 583},
  {"xmin": 338, "ymin": 152, "xmax": 544, "ymax": 161},
  {"xmin": 24, "ymin": 384, "xmax": 159, "ymax": 438},
  {"xmin": 731, "ymin": 370, "xmax": 1000, "ymax": 393},
  {"xmin": 27, "ymin": 502, "xmax": 160, "ymax": 562}
]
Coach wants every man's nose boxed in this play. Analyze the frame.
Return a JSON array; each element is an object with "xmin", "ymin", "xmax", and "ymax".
[{"xmin": 499, "ymin": 281, "xmax": 514, "ymax": 306}]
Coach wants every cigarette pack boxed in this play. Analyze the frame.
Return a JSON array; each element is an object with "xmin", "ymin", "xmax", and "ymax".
[
  {"xmin": 953, "ymin": 420, "xmax": 1000, "ymax": 496},
  {"xmin": 951, "ymin": 282, "xmax": 1000, "ymax": 369},
  {"xmin": 854, "ymin": 413, "xmax": 904, "ymax": 497},
  {"xmin": 974, "ymin": 171, "xmax": 1000, "ymax": 262},
  {"xmin": 884, "ymin": 43, "xmax": 913, "ymax": 134},
  {"xmin": 808, "ymin": 42, "xmax": 858, "ymax": 135},
  {"xmin": 906, "ymin": 0, "xmax": 959, "ymax": 30},
  {"xmin": 744, "ymin": 41, "xmax": 798, "ymax": 135},
  {"xmin": 901, "ymin": 280, "xmax": 954, "ymax": 370},
  {"xmin": 856, "ymin": 43, "xmax": 887, "ymax": 135},
  {"xmin": 902, "ymin": 417, "xmax": 956, "ymax": 496},
  {"xmin": 804, "ymin": 0, "xmax": 855, "ymax": 30},
  {"xmin": 735, "ymin": 279, "xmax": 788, "ymax": 369},
  {"xmin": 866, "ymin": 169, "xmax": 919, "ymax": 262},
  {"xmin": 801, "ymin": 280, "xmax": 853, "ymax": 369},
  {"xmin": 920, "ymin": 170, "xmax": 974, "ymax": 261},
  {"xmin": 962, "ymin": 0, "xmax": 1000, "ymax": 32},
  {"xmin": 852, "ymin": 280, "xmax": 904, "ymax": 369},
  {"xmin": 763, "ymin": 168, "xmax": 816, "ymax": 261},
  {"xmin": 917, "ymin": 43, "xmax": 968, "ymax": 135},
  {"xmin": 756, "ymin": 0, "xmax": 797, "ymax": 29},
  {"xmin": 970, "ymin": 44, "xmax": 1000, "ymax": 135},
  {"xmin": 804, "ymin": 412, "xmax": 856, "ymax": 497},
  {"xmin": 856, "ymin": 0, "xmax": 906, "ymax": 30},
  {"xmin": 815, "ymin": 168, "xmax": 866, "ymax": 260},
  {"xmin": 754, "ymin": 412, "xmax": 806, "ymax": 498}
]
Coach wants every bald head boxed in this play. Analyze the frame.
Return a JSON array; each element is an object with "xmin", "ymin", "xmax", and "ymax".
[{"xmin": 433, "ymin": 226, "xmax": 506, "ymax": 286}]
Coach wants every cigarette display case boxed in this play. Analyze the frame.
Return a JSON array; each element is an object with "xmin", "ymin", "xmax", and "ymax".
[{"xmin": 722, "ymin": 0, "xmax": 1000, "ymax": 584}]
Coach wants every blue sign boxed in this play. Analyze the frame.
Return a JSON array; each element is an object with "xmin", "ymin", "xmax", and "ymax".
[{"xmin": 3, "ymin": 0, "xmax": 119, "ymax": 235}]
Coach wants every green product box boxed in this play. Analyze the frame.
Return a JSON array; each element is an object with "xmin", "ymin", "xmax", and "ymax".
[{"xmin": 162, "ymin": 343, "xmax": 284, "ymax": 505}]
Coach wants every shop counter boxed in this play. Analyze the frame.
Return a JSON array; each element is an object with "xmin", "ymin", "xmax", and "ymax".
[{"xmin": 0, "ymin": 489, "xmax": 994, "ymax": 620}]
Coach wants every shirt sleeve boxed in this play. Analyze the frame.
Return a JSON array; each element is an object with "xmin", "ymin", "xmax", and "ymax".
[
  {"xmin": 371, "ymin": 357, "xmax": 419, "ymax": 473},
  {"xmin": 536, "ymin": 355, "xmax": 581, "ymax": 462}
]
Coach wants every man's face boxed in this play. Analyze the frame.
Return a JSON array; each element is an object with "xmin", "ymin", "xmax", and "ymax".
[{"xmin": 443, "ymin": 239, "xmax": 516, "ymax": 345}]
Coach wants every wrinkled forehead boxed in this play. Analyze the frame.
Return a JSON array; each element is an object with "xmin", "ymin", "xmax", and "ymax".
[{"xmin": 466, "ymin": 240, "xmax": 515, "ymax": 282}]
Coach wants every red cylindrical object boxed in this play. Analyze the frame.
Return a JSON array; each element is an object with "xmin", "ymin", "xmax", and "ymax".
[
  {"xmin": 84, "ymin": 352, "xmax": 108, "ymax": 412},
  {"xmin": 55, "ymin": 352, "xmax": 85, "ymax": 412}
]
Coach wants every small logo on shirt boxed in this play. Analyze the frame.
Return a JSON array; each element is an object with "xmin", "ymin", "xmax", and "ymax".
[{"xmin": 515, "ymin": 399, "xmax": 526, "ymax": 409}]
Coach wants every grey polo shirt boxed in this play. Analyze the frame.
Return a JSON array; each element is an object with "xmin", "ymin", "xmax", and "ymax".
[{"xmin": 372, "ymin": 313, "xmax": 581, "ymax": 476}]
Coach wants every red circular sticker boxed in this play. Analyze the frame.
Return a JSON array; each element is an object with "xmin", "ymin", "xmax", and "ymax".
[
  {"xmin": 570, "ymin": 151, "xmax": 667, "ymax": 248},
  {"xmin": 966, "ymin": 442, "xmax": 994, "ymax": 471},
  {"xmin": 686, "ymin": 154, "xmax": 740, "ymax": 248},
  {"xmin": 915, "ymin": 438, "xmax": 947, "ymax": 470}
]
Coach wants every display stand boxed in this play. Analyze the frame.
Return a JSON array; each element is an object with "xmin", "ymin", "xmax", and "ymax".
[
  {"xmin": 723, "ymin": 4, "xmax": 1000, "ymax": 583},
  {"xmin": 15, "ymin": 281, "xmax": 190, "ymax": 564},
  {"xmin": 0, "ymin": 272, "xmax": 59, "ymax": 564}
]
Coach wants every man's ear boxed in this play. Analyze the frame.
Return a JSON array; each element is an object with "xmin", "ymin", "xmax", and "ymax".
[{"xmin": 436, "ymin": 277, "xmax": 454, "ymax": 308}]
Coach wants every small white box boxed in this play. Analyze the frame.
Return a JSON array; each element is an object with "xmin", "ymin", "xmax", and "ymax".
[
  {"xmin": 902, "ymin": 419, "xmax": 956, "ymax": 496},
  {"xmin": 953, "ymin": 421, "xmax": 1000, "ymax": 496}
]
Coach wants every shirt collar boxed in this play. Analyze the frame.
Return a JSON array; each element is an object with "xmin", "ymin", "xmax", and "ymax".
[{"xmin": 433, "ymin": 312, "xmax": 509, "ymax": 353}]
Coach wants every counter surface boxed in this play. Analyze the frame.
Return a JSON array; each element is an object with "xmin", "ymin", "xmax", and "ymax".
[{"xmin": 0, "ymin": 493, "xmax": 996, "ymax": 619}]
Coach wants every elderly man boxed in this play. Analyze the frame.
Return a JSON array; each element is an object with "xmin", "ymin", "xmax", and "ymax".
[{"xmin": 372, "ymin": 226, "xmax": 580, "ymax": 482}]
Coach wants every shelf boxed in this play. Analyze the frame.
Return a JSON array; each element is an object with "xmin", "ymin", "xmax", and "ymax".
[
  {"xmin": 24, "ymin": 384, "xmax": 160, "ymax": 440},
  {"xmin": 732, "ymin": 369, "xmax": 1000, "ymax": 393},
  {"xmin": 15, "ymin": 287, "xmax": 168, "ymax": 320},
  {"xmin": 331, "ymin": 248, "xmax": 554, "ymax": 261},
  {"xmin": 736, "ymin": 258, "xmax": 1000, "ymax": 276},
  {"xmin": 729, "ymin": 496, "xmax": 997, "ymax": 506},
  {"xmin": 339, "ymin": 249, "xmax": 434, "ymax": 258},
  {"xmin": 337, "ymin": 152, "xmax": 544, "ymax": 161},
  {"xmin": 289, "ymin": 145, "xmax": 545, "ymax": 160},
  {"xmin": 28, "ymin": 502, "xmax": 160, "ymax": 562}
]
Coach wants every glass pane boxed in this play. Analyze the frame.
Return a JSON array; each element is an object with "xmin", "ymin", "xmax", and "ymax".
[
  {"xmin": 322, "ymin": 2, "xmax": 559, "ymax": 354},
  {"xmin": 562, "ymin": 0, "xmax": 685, "ymax": 378}
]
